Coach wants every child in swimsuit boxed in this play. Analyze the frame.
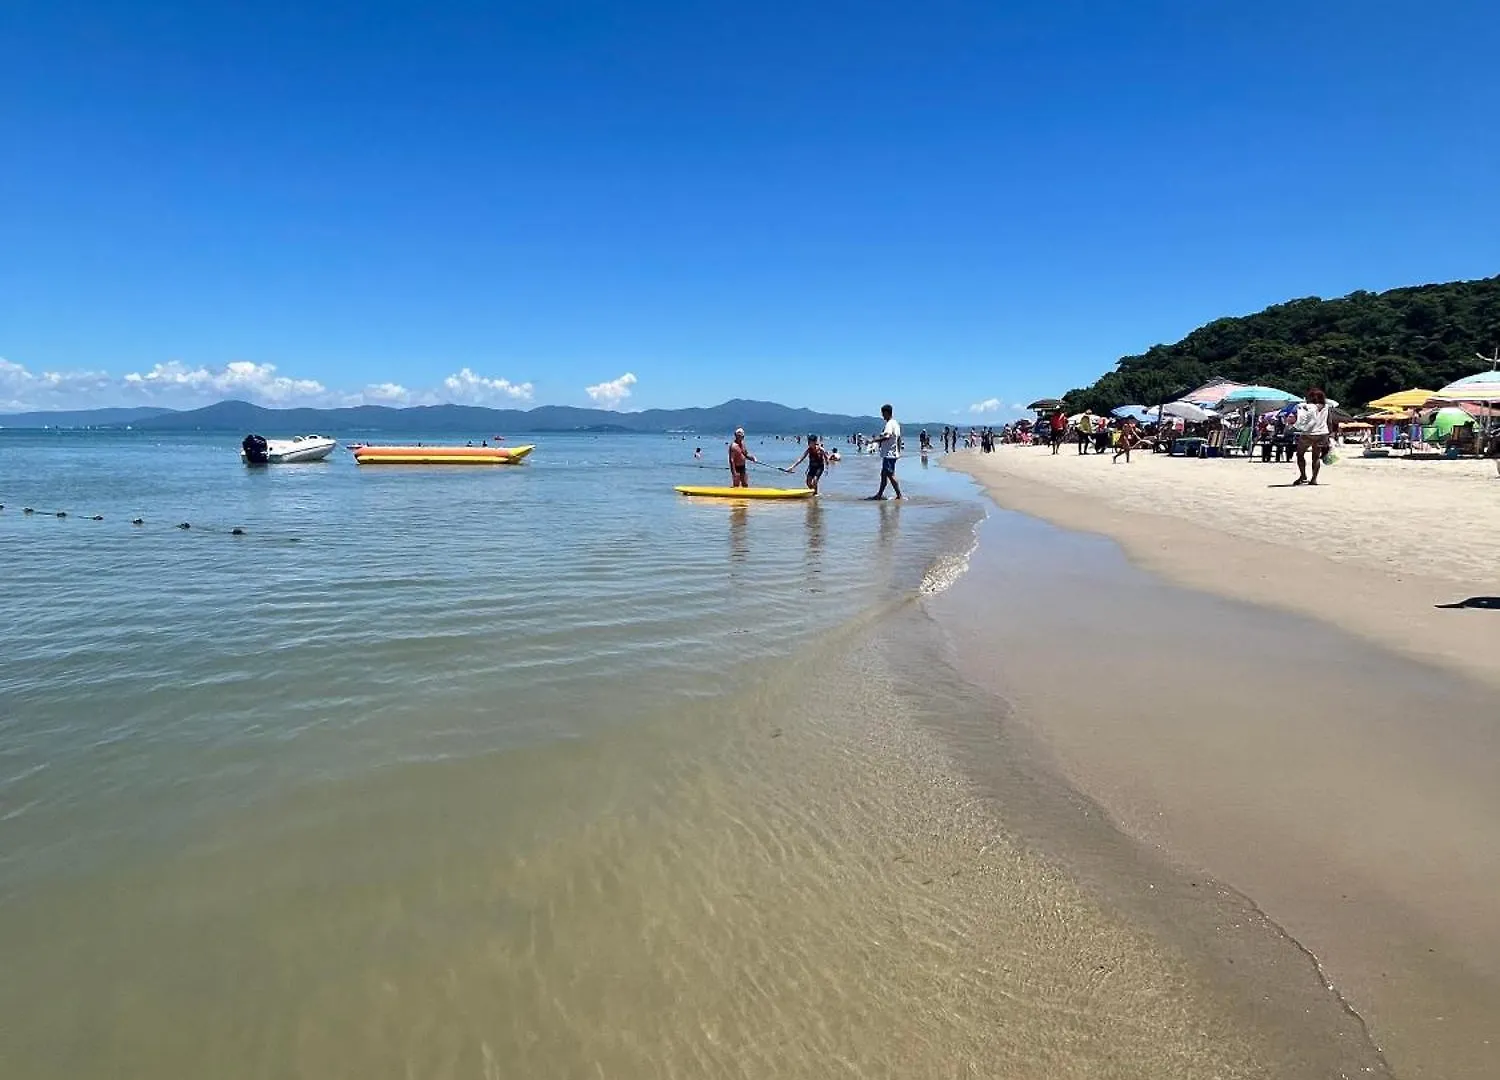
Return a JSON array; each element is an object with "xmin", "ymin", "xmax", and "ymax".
[{"xmin": 786, "ymin": 433, "xmax": 828, "ymax": 493}]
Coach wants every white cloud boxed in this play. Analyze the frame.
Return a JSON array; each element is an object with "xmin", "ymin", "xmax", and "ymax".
[
  {"xmin": 968, "ymin": 397, "xmax": 1003, "ymax": 413},
  {"xmin": 123, "ymin": 360, "xmax": 327, "ymax": 404},
  {"xmin": 442, "ymin": 367, "xmax": 534, "ymax": 403},
  {"xmin": 1, "ymin": 357, "xmax": 116, "ymax": 411},
  {"xmin": 585, "ymin": 371, "xmax": 637, "ymax": 409},
  {"xmin": 0, "ymin": 356, "xmax": 545, "ymax": 413}
]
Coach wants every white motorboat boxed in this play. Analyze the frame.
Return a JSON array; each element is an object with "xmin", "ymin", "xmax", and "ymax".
[{"xmin": 241, "ymin": 433, "xmax": 337, "ymax": 465}]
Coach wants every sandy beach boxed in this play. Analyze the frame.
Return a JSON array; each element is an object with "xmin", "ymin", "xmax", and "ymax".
[
  {"xmin": 938, "ymin": 445, "xmax": 1500, "ymax": 1079},
  {"xmin": 951, "ymin": 446, "xmax": 1500, "ymax": 688}
]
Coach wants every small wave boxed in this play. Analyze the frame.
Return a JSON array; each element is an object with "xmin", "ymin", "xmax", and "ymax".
[{"xmin": 918, "ymin": 515, "xmax": 985, "ymax": 596}]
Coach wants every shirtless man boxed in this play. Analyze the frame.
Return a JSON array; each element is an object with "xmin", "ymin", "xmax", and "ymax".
[{"xmin": 728, "ymin": 428, "xmax": 756, "ymax": 487}]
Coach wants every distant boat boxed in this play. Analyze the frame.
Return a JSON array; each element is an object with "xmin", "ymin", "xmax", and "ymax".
[{"xmin": 241, "ymin": 434, "xmax": 337, "ymax": 465}]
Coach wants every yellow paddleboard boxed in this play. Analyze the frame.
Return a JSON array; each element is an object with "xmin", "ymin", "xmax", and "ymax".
[{"xmin": 675, "ymin": 485, "xmax": 815, "ymax": 500}]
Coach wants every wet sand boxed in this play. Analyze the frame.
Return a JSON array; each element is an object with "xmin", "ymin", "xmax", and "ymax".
[
  {"xmin": 939, "ymin": 450, "xmax": 1500, "ymax": 1079},
  {"xmin": 949, "ymin": 446, "xmax": 1500, "ymax": 689}
]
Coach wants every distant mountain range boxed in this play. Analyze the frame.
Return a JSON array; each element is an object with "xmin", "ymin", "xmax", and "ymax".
[
  {"xmin": 0, "ymin": 398, "xmax": 923, "ymax": 434},
  {"xmin": 0, "ymin": 405, "xmax": 178, "ymax": 428}
]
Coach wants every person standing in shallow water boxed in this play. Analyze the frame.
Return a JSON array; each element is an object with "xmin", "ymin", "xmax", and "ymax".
[
  {"xmin": 728, "ymin": 428, "xmax": 756, "ymax": 488},
  {"xmin": 868, "ymin": 404, "xmax": 903, "ymax": 500},
  {"xmin": 785, "ymin": 433, "xmax": 830, "ymax": 494}
]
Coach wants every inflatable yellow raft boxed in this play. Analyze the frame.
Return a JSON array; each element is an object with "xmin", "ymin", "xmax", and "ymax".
[
  {"xmin": 675, "ymin": 485, "xmax": 814, "ymax": 499},
  {"xmin": 353, "ymin": 444, "xmax": 535, "ymax": 465}
]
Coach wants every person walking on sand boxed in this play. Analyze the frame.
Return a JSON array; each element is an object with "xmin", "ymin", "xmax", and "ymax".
[
  {"xmin": 1292, "ymin": 388, "xmax": 1334, "ymax": 486},
  {"xmin": 868, "ymin": 404, "xmax": 903, "ymax": 500},
  {"xmin": 728, "ymin": 428, "xmax": 756, "ymax": 488},
  {"xmin": 1048, "ymin": 408, "xmax": 1067, "ymax": 454},
  {"xmin": 1113, "ymin": 417, "xmax": 1139, "ymax": 463},
  {"xmin": 1076, "ymin": 409, "xmax": 1094, "ymax": 454}
]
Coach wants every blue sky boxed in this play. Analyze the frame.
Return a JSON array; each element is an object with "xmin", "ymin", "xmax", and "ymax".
[{"xmin": 2, "ymin": 1, "xmax": 1497, "ymax": 417}]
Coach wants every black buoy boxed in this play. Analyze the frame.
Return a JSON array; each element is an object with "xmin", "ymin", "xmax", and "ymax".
[
  {"xmin": 24, "ymin": 507, "xmax": 35, "ymax": 514},
  {"xmin": 231, "ymin": 527, "xmax": 245, "ymax": 536},
  {"xmin": 131, "ymin": 518, "xmax": 144, "ymax": 526},
  {"xmin": 91, "ymin": 515, "xmax": 104, "ymax": 521},
  {"xmin": 56, "ymin": 511, "xmax": 67, "ymax": 518},
  {"xmin": 177, "ymin": 522, "xmax": 191, "ymax": 530}
]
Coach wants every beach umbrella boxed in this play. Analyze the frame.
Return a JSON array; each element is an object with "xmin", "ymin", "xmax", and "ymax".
[
  {"xmin": 1430, "ymin": 369, "xmax": 1500, "ymax": 403},
  {"xmin": 1366, "ymin": 388, "xmax": 1438, "ymax": 411},
  {"xmin": 1111, "ymin": 405, "xmax": 1155, "ymax": 423},
  {"xmin": 1180, "ymin": 379, "xmax": 1247, "ymax": 406},
  {"xmin": 1218, "ymin": 385, "xmax": 1300, "ymax": 406},
  {"xmin": 1026, "ymin": 397, "xmax": 1065, "ymax": 411},
  {"xmin": 1160, "ymin": 400, "xmax": 1215, "ymax": 422}
]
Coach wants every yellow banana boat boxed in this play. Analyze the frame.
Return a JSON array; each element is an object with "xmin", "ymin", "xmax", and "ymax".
[{"xmin": 353, "ymin": 444, "xmax": 535, "ymax": 465}]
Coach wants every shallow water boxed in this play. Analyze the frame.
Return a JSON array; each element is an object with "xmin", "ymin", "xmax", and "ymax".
[
  {"xmin": 0, "ymin": 432, "xmax": 1381, "ymax": 1077},
  {"xmin": 0, "ymin": 433, "xmax": 976, "ymax": 885}
]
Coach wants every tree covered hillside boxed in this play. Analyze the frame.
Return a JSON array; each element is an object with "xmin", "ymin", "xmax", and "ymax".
[{"xmin": 1065, "ymin": 276, "xmax": 1500, "ymax": 411}]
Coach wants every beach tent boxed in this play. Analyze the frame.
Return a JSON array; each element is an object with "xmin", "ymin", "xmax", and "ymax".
[
  {"xmin": 1423, "ymin": 406, "xmax": 1475, "ymax": 440},
  {"xmin": 1366, "ymin": 388, "xmax": 1438, "ymax": 411},
  {"xmin": 1431, "ymin": 365, "xmax": 1500, "ymax": 454}
]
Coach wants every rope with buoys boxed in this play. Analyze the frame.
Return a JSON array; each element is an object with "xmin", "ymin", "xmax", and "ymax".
[{"xmin": 2, "ymin": 504, "xmax": 256, "ymax": 536}]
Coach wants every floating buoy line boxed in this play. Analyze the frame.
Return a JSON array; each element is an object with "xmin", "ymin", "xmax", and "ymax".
[{"xmin": 2, "ymin": 502, "xmax": 268, "ymax": 537}]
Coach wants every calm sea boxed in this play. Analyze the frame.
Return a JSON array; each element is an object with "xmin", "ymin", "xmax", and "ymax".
[{"xmin": 0, "ymin": 430, "xmax": 1381, "ymax": 1078}]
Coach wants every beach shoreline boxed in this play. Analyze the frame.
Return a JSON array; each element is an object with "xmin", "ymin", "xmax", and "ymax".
[
  {"xmin": 932, "ymin": 446, "xmax": 1500, "ymax": 1079},
  {"xmin": 947, "ymin": 446, "xmax": 1500, "ymax": 690}
]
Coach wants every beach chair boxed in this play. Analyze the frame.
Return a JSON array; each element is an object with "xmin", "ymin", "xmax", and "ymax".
[{"xmin": 1447, "ymin": 424, "xmax": 1478, "ymax": 456}]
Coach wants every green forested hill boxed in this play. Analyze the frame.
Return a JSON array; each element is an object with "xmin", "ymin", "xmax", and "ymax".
[{"xmin": 1065, "ymin": 276, "xmax": 1500, "ymax": 411}]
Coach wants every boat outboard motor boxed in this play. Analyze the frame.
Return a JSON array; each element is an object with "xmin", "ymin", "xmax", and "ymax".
[{"xmin": 242, "ymin": 433, "xmax": 270, "ymax": 465}]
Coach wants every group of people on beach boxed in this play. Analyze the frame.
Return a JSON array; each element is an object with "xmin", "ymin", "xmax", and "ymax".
[
  {"xmin": 1048, "ymin": 408, "xmax": 1142, "ymax": 462},
  {"xmin": 995, "ymin": 388, "xmax": 1339, "ymax": 482},
  {"xmin": 725, "ymin": 404, "xmax": 904, "ymax": 499}
]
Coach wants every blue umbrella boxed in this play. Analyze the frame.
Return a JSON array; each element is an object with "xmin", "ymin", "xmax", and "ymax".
[
  {"xmin": 1111, "ymin": 405, "xmax": 1155, "ymax": 422},
  {"xmin": 1219, "ymin": 385, "xmax": 1299, "ymax": 406}
]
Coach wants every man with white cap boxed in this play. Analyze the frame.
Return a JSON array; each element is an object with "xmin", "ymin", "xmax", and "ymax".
[{"xmin": 728, "ymin": 428, "xmax": 756, "ymax": 488}]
